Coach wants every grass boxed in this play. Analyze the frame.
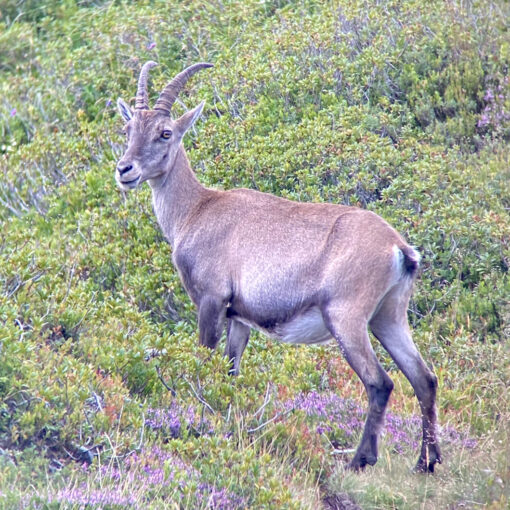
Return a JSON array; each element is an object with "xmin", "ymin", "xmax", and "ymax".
[{"xmin": 0, "ymin": 0, "xmax": 509, "ymax": 508}]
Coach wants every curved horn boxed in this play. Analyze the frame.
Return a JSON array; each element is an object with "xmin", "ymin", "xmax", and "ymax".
[
  {"xmin": 154, "ymin": 62, "xmax": 213, "ymax": 114},
  {"xmin": 135, "ymin": 61, "xmax": 158, "ymax": 110}
]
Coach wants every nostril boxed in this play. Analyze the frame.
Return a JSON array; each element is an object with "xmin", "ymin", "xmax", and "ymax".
[{"xmin": 117, "ymin": 164, "xmax": 133, "ymax": 176}]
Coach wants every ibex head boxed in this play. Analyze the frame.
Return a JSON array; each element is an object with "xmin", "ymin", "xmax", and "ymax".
[{"xmin": 116, "ymin": 61, "xmax": 213, "ymax": 190}]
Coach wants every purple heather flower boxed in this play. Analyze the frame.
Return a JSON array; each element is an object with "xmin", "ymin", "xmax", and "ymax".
[
  {"xmin": 478, "ymin": 113, "xmax": 490, "ymax": 128},
  {"xmin": 197, "ymin": 482, "xmax": 247, "ymax": 509},
  {"xmin": 462, "ymin": 437, "xmax": 478, "ymax": 449},
  {"xmin": 317, "ymin": 425, "xmax": 332, "ymax": 435},
  {"xmin": 10, "ymin": 108, "xmax": 16, "ymax": 116},
  {"xmin": 146, "ymin": 402, "xmax": 212, "ymax": 439},
  {"xmin": 282, "ymin": 391, "xmax": 476, "ymax": 455},
  {"xmin": 147, "ymin": 41, "xmax": 156, "ymax": 50}
]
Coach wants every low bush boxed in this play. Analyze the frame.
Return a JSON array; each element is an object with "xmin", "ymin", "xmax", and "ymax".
[{"xmin": 0, "ymin": 0, "xmax": 509, "ymax": 508}]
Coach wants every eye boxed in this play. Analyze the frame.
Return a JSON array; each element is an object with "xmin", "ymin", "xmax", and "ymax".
[{"xmin": 161, "ymin": 130, "xmax": 172, "ymax": 139}]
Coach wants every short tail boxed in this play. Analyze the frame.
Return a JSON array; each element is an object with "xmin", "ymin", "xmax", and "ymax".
[{"xmin": 400, "ymin": 245, "xmax": 421, "ymax": 276}]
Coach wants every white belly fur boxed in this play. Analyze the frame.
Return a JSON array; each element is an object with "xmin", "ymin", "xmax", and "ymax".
[
  {"xmin": 277, "ymin": 306, "xmax": 333, "ymax": 344},
  {"xmin": 237, "ymin": 306, "xmax": 333, "ymax": 345}
]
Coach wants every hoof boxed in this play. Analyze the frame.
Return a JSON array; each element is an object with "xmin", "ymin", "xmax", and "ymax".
[
  {"xmin": 414, "ymin": 459, "xmax": 430, "ymax": 473},
  {"xmin": 347, "ymin": 461, "xmax": 366, "ymax": 472},
  {"xmin": 414, "ymin": 453, "xmax": 442, "ymax": 474},
  {"xmin": 347, "ymin": 453, "xmax": 377, "ymax": 472}
]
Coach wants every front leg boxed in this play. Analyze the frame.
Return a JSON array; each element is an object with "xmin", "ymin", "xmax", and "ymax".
[
  {"xmin": 225, "ymin": 319, "xmax": 250, "ymax": 375},
  {"xmin": 198, "ymin": 295, "xmax": 227, "ymax": 349}
]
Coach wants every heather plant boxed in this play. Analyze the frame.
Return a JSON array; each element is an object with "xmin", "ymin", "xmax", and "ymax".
[
  {"xmin": 1, "ymin": 0, "xmax": 509, "ymax": 508},
  {"xmin": 20, "ymin": 445, "xmax": 248, "ymax": 509},
  {"xmin": 282, "ymin": 391, "xmax": 477, "ymax": 456},
  {"xmin": 477, "ymin": 76, "xmax": 510, "ymax": 137}
]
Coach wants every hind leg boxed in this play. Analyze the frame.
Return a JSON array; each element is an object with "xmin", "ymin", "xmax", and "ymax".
[
  {"xmin": 370, "ymin": 288, "xmax": 441, "ymax": 472},
  {"xmin": 322, "ymin": 303, "xmax": 394, "ymax": 470}
]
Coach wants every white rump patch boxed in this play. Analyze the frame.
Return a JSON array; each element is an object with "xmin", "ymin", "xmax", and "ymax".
[
  {"xmin": 392, "ymin": 244, "xmax": 404, "ymax": 269},
  {"xmin": 408, "ymin": 246, "xmax": 421, "ymax": 264},
  {"xmin": 392, "ymin": 244, "xmax": 421, "ymax": 279}
]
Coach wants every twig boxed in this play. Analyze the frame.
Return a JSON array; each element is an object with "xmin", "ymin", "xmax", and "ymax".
[
  {"xmin": 247, "ymin": 409, "xmax": 293, "ymax": 434},
  {"xmin": 184, "ymin": 376, "xmax": 215, "ymax": 414},
  {"xmin": 136, "ymin": 412, "xmax": 145, "ymax": 451},
  {"xmin": 63, "ymin": 262, "xmax": 76, "ymax": 303},
  {"xmin": 144, "ymin": 348, "xmax": 163, "ymax": 361},
  {"xmin": 331, "ymin": 448, "xmax": 356, "ymax": 455},
  {"xmin": 252, "ymin": 382, "xmax": 272, "ymax": 420},
  {"xmin": 155, "ymin": 365, "xmax": 176, "ymax": 396},
  {"xmin": 92, "ymin": 391, "xmax": 103, "ymax": 412}
]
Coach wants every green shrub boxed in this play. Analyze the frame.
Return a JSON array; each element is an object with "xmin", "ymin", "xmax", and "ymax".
[{"xmin": 0, "ymin": 0, "xmax": 509, "ymax": 508}]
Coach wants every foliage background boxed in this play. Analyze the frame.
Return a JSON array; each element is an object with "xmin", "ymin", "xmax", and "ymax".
[{"xmin": 0, "ymin": 0, "xmax": 509, "ymax": 508}]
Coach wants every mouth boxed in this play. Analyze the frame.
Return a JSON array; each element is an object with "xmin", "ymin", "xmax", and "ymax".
[{"xmin": 118, "ymin": 176, "xmax": 141, "ymax": 189}]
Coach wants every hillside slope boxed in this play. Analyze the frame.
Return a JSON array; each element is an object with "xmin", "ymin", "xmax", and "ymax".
[{"xmin": 0, "ymin": 0, "xmax": 509, "ymax": 508}]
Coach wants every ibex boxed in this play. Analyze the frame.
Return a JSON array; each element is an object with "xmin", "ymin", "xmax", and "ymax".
[{"xmin": 116, "ymin": 61, "xmax": 441, "ymax": 472}]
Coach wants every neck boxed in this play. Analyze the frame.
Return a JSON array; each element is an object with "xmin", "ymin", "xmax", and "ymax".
[{"xmin": 149, "ymin": 145, "xmax": 208, "ymax": 248}]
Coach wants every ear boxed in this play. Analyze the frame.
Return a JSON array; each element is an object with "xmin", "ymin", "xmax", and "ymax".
[
  {"xmin": 117, "ymin": 98, "xmax": 133, "ymax": 121},
  {"xmin": 175, "ymin": 101, "xmax": 205, "ymax": 138}
]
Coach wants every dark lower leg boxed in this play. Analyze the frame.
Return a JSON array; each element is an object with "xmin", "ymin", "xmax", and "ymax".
[
  {"xmin": 322, "ymin": 305, "xmax": 393, "ymax": 471},
  {"xmin": 349, "ymin": 372, "xmax": 394, "ymax": 470},
  {"xmin": 370, "ymin": 317, "xmax": 442, "ymax": 473},
  {"xmin": 415, "ymin": 373, "xmax": 442, "ymax": 472}
]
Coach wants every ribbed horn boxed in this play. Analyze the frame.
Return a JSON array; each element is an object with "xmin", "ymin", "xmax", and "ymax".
[
  {"xmin": 135, "ymin": 61, "xmax": 158, "ymax": 110},
  {"xmin": 154, "ymin": 62, "xmax": 213, "ymax": 114}
]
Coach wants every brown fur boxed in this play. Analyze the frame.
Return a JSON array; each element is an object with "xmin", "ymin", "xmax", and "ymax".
[{"xmin": 115, "ymin": 62, "xmax": 442, "ymax": 472}]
